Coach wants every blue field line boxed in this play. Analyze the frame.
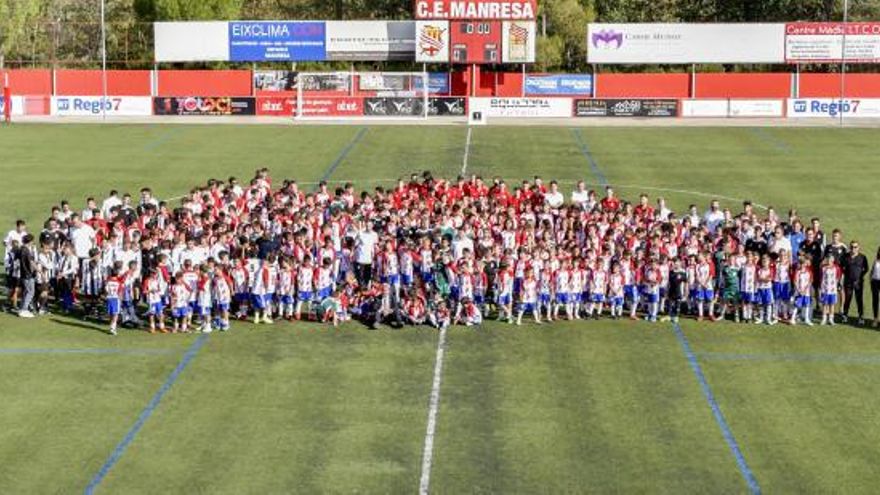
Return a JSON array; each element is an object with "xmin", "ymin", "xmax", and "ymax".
[
  {"xmin": 83, "ymin": 334, "xmax": 208, "ymax": 495},
  {"xmin": 572, "ymin": 128, "xmax": 608, "ymax": 186},
  {"xmin": 673, "ymin": 323, "xmax": 761, "ymax": 494},
  {"xmin": 0, "ymin": 348, "xmax": 176, "ymax": 356},
  {"xmin": 698, "ymin": 352, "xmax": 880, "ymax": 365},
  {"xmin": 142, "ymin": 127, "xmax": 180, "ymax": 152},
  {"xmin": 318, "ymin": 127, "xmax": 368, "ymax": 185},
  {"xmin": 749, "ymin": 128, "xmax": 790, "ymax": 153}
]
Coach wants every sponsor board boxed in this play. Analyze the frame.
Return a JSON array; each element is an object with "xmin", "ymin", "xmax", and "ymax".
[
  {"xmin": 429, "ymin": 97, "xmax": 467, "ymax": 116},
  {"xmin": 363, "ymin": 97, "xmax": 425, "ymax": 117},
  {"xmin": 254, "ymin": 71, "xmax": 297, "ymax": 92},
  {"xmin": 256, "ymin": 96, "xmax": 296, "ymax": 116},
  {"xmin": 0, "ymin": 96, "xmax": 25, "ymax": 116},
  {"xmin": 299, "ymin": 97, "xmax": 363, "ymax": 117},
  {"xmin": 785, "ymin": 22, "xmax": 880, "ymax": 63},
  {"xmin": 326, "ymin": 21, "xmax": 416, "ymax": 61},
  {"xmin": 416, "ymin": 20, "xmax": 451, "ymax": 63},
  {"xmin": 524, "ymin": 74, "xmax": 593, "ymax": 96},
  {"xmin": 154, "ymin": 21, "xmax": 229, "ymax": 62},
  {"xmin": 574, "ymin": 99, "xmax": 679, "ymax": 117},
  {"xmin": 681, "ymin": 99, "xmax": 729, "ymax": 118},
  {"xmin": 472, "ymin": 97, "xmax": 573, "ymax": 118},
  {"xmin": 787, "ymin": 98, "xmax": 880, "ymax": 118},
  {"xmin": 502, "ymin": 21, "xmax": 536, "ymax": 63},
  {"xmin": 153, "ymin": 97, "xmax": 256, "ymax": 116},
  {"xmin": 52, "ymin": 96, "xmax": 152, "ymax": 116},
  {"xmin": 587, "ymin": 23, "xmax": 785, "ymax": 64},
  {"xmin": 729, "ymin": 100, "xmax": 784, "ymax": 118},
  {"xmin": 415, "ymin": 0, "xmax": 537, "ymax": 20},
  {"xmin": 229, "ymin": 21, "xmax": 326, "ymax": 62}
]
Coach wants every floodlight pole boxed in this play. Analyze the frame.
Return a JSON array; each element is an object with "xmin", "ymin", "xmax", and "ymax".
[
  {"xmin": 840, "ymin": 0, "xmax": 849, "ymax": 127},
  {"xmin": 100, "ymin": 0, "xmax": 108, "ymax": 122}
]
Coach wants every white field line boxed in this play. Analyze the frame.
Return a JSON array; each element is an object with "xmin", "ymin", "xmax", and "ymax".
[
  {"xmin": 462, "ymin": 127, "xmax": 473, "ymax": 175},
  {"xmin": 418, "ymin": 324, "xmax": 449, "ymax": 495}
]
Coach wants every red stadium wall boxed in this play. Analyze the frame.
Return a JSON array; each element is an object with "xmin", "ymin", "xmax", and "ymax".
[
  {"xmin": 595, "ymin": 73, "xmax": 690, "ymax": 98},
  {"xmin": 695, "ymin": 73, "xmax": 791, "ymax": 98},
  {"xmin": 799, "ymin": 73, "xmax": 880, "ymax": 97},
  {"xmin": 157, "ymin": 70, "xmax": 252, "ymax": 97},
  {"xmin": 55, "ymin": 70, "xmax": 151, "ymax": 96},
  {"xmin": 0, "ymin": 69, "xmax": 52, "ymax": 95}
]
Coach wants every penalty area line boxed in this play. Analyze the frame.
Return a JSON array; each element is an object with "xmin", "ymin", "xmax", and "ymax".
[
  {"xmin": 83, "ymin": 334, "xmax": 208, "ymax": 495},
  {"xmin": 418, "ymin": 325, "xmax": 449, "ymax": 495},
  {"xmin": 672, "ymin": 323, "xmax": 761, "ymax": 495}
]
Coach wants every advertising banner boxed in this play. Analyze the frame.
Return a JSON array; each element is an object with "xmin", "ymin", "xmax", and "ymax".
[
  {"xmin": 363, "ymin": 97, "xmax": 425, "ymax": 116},
  {"xmin": 299, "ymin": 73, "xmax": 351, "ymax": 93},
  {"xmin": 502, "ymin": 21, "xmax": 536, "ymax": 63},
  {"xmin": 587, "ymin": 23, "xmax": 785, "ymax": 64},
  {"xmin": 254, "ymin": 71, "xmax": 297, "ymax": 92},
  {"xmin": 785, "ymin": 22, "xmax": 880, "ymax": 63},
  {"xmin": 415, "ymin": 0, "xmax": 537, "ymax": 20},
  {"xmin": 681, "ymin": 99, "xmax": 729, "ymax": 117},
  {"xmin": 154, "ymin": 22, "xmax": 229, "ymax": 62},
  {"xmin": 359, "ymin": 73, "xmax": 410, "ymax": 91},
  {"xmin": 471, "ymin": 97, "xmax": 573, "ymax": 117},
  {"xmin": 256, "ymin": 96, "xmax": 296, "ymax": 116},
  {"xmin": 787, "ymin": 98, "xmax": 880, "ymax": 118},
  {"xmin": 419, "ymin": 72, "xmax": 451, "ymax": 94},
  {"xmin": 228, "ymin": 21, "xmax": 326, "ymax": 62},
  {"xmin": 525, "ymin": 74, "xmax": 593, "ymax": 96},
  {"xmin": 0, "ymin": 96, "xmax": 25, "ymax": 116},
  {"xmin": 416, "ymin": 21, "xmax": 451, "ymax": 62},
  {"xmin": 52, "ymin": 96, "xmax": 152, "ymax": 116},
  {"xmin": 574, "ymin": 99, "xmax": 679, "ymax": 117},
  {"xmin": 429, "ymin": 97, "xmax": 467, "ymax": 116},
  {"xmin": 729, "ymin": 100, "xmax": 784, "ymax": 117},
  {"xmin": 300, "ymin": 97, "xmax": 363, "ymax": 117},
  {"xmin": 326, "ymin": 21, "xmax": 415, "ymax": 61},
  {"xmin": 153, "ymin": 97, "xmax": 256, "ymax": 116}
]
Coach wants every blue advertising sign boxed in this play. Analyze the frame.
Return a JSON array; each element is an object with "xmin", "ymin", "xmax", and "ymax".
[
  {"xmin": 412, "ymin": 73, "xmax": 451, "ymax": 95},
  {"xmin": 525, "ymin": 74, "xmax": 593, "ymax": 96},
  {"xmin": 229, "ymin": 21, "xmax": 326, "ymax": 62}
]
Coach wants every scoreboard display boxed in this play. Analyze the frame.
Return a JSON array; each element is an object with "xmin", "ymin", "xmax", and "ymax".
[{"xmin": 450, "ymin": 21, "xmax": 502, "ymax": 64}]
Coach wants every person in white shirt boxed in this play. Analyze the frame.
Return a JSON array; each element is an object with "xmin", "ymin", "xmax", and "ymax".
[
  {"xmin": 4, "ymin": 220, "xmax": 26, "ymax": 259},
  {"xmin": 570, "ymin": 181, "xmax": 591, "ymax": 210},
  {"xmin": 68, "ymin": 214, "xmax": 96, "ymax": 260},
  {"xmin": 452, "ymin": 230, "xmax": 474, "ymax": 261},
  {"xmin": 703, "ymin": 200, "xmax": 725, "ymax": 233},
  {"xmin": 354, "ymin": 220, "xmax": 379, "ymax": 285},
  {"xmin": 101, "ymin": 190, "xmax": 122, "ymax": 220},
  {"xmin": 656, "ymin": 197, "xmax": 673, "ymax": 222},
  {"xmin": 543, "ymin": 181, "xmax": 564, "ymax": 209},
  {"xmin": 769, "ymin": 226, "xmax": 792, "ymax": 255}
]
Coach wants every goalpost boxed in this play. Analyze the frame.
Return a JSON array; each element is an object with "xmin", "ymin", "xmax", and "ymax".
[{"xmin": 294, "ymin": 71, "xmax": 431, "ymax": 121}]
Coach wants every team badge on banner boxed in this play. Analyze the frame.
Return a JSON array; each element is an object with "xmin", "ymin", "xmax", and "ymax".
[
  {"xmin": 416, "ymin": 21, "xmax": 450, "ymax": 63},
  {"xmin": 503, "ymin": 21, "xmax": 536, "ymax": 63}
]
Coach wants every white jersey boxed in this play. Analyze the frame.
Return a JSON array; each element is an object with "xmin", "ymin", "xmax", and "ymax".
[
  {"xmin": 741, "ymin": 264, "xmax": 757, "ymax": 293},
  {"xmin": 521, "ymin": 279, "xmax": 538, "ymax": 303},
  {"xmin": 590, "ymin": 268, "xmax": 608, "ymax": 295}
]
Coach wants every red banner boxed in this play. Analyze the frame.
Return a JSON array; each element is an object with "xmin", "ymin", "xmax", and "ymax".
[
  {"xmin": 415, "ymin": 0, "xmax": 537, "ymax": 20},
  {"xmin": 255, "ymin": 97, "xmax": 363, "ymax": 117},
  {"xmin": 256, "ymin": 96, "xmax": 296, "ymax": 116}
]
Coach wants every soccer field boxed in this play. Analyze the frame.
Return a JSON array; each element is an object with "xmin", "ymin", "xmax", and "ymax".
[{"xmin": 1, "ymin": 123, "xmax": 879, "ymax": 494}]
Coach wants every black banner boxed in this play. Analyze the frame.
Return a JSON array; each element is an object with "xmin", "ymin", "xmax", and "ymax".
[
  {"xmin": 574, "ymin": 99, "xmax": 679, "ymax": 117},
  {"xmin": 363, "ymin": 97, "xmax": 425, "ymax": 116},
  {"xmin": 153, "ymin": 97, "xmax": 256, "ymax": 116},
  {"xmin": 429, "ymin": 97, "xmax": 466, "ymax": 117}
]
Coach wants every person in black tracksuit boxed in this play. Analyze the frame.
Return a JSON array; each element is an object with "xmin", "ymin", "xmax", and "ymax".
[
  {"xmin": 842, "ymin": 241, "xmax": 869, "ymax": 324},
  {"xmin": 667, "ymin": 259, "xmax": 688, "ymax": 323}
]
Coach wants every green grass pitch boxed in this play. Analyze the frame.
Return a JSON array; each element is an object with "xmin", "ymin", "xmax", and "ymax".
[{"xmin": 1, "ymin": 123, "xmax": 879, "ymax": 493}]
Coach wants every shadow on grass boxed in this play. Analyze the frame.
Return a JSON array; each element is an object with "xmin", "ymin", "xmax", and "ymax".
[{"xmin": 50, "ymin": 317, "xmax": 112, "ymax": 336}]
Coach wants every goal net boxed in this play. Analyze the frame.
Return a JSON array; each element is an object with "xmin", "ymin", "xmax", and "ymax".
[{"xmin": 295, "ymin": 71, "xmax": 431, "ymax": 120}]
